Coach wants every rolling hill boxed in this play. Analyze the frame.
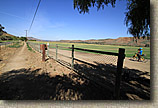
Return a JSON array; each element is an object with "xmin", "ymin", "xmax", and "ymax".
[
  {"xmin": 59, "ymin": 37, "xmax": 150, "ymax": 47},
  {"xmin": 0, "ymin": 31, "xmax": 150, "ymax": 47},
  {"xmin": 0, "ymin": 32, "xmax": 18, "ymax": 41}
]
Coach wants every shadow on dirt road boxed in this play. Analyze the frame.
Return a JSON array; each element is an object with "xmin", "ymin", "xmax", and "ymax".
[
  {"xmin": 0, "ymin": 68, "xmax": 113, "ymax": 100},
  {"xmin": 74, "ymin": 62, "xmax": 150, "ymax": 100},
  {"xmin": 0, "ymin": 62, "xmax": 150, "ymax": 100}
]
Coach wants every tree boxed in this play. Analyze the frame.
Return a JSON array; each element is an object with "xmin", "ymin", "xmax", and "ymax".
[
  {"xmin": 125, "ymin": 0, "xmax": 150, "ymax": 39},
  {"xmin": 74, "ymin": 0, "xmax": 116, "ymax": 14},
  {"xmin": 0, "ymin": 24, "xmax": 5, "ymax": 36},
  {"xmin": 73, "ymin": 0, "xmax": 150, "ymax": 39},
  {"xmin": 0, "ymin": 24, "xmax": 5, "ymax": 32},
  {"xmin": 19, "ymin": 37, "xmax": 27, "ymax": 41}
]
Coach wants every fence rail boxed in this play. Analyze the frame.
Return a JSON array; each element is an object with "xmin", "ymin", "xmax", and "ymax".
[
  {"xmin": 27, "ymin": 41, "xmax": 125, "ymax": 99},
  {"xmin": 0, "ymin": 41, "xmax": 18, "ymax": 50},
  {"xmin": 73, "ymin": 47, "xmax": 119, "ymax": 56},
  {"xmin": 0, "ymin": 42, "xmax": 13, "ymax": 46}
]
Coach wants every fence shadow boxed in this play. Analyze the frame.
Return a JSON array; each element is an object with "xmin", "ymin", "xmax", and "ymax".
[
  {"xmin": 73, "ymin": 62, "xmax": 150, "ymax": 100},
  {"xmin": 0, "ymin": 68, "xmax": 113, "ymax": 100},
  {"xmin": 0, "ymin": 63, "xmax": 150, "ymax": 100}
]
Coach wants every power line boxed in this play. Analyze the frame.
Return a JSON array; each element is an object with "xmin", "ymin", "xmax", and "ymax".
[{"xmin": 28, "ymin": 0, "xmax": 42, "ymax": 33}]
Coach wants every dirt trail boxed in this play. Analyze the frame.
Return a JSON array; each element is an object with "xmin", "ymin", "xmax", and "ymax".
[
  {"xmin": 48, "ymin": 48, "xmax": 150, "ymax": 72},
  {"xmin": 0, "ymin": 43, "xmax": 28, "ymax": 73},
  {"xmin": 0, "ymin": 43, "xmax": 150, "ymax": 100},
  {"xmin": 31, "ymin": 43, "xmax": 150, "ymax": 73},
  {"xmin": 0, "ymin": 42, "xmax": 74, "ymax": 76}
]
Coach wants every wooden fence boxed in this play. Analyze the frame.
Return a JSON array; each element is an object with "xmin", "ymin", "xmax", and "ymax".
[
  {"xmin": 27, "ymin": 42, "xmax": 125, "ymax": 99},
  {"xmin": 0, "ymin": 42, "xmax": 15, "ymax": 50}
]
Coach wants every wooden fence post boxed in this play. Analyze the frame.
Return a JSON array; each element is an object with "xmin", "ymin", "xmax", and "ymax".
[
  {"xmin": 72, "ymin": 45, "xmax": 74, "ymax": 68},
  {"xmin": 47, "ymin": 43, "xmax": 49, "ymax": 56},
  {"xmin": 114, "ymin": 48, "xmax": 125, "ymax": 99},
  {"xmin": 56, "ymin": 44, "xmax": 58, "ymax": 60},
  {"xmin": 40, "ymin": 44, "xmax": 43, "ymax": 53},
  {"xmin": 42, "ymin": 44, "xmax": 46, "ymax": 62},
  {"xmin": 39, "ymin": 43, "xmax": 40, "ymax": 53},
  {"xmin": 38, "ymin": 43, "xmax": 40, "ymax": 52}
]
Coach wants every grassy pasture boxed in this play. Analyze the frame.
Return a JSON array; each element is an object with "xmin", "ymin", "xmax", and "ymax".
[{"xmin": 31, "ymin": 41, "xmax": 150, "ymax": 59}]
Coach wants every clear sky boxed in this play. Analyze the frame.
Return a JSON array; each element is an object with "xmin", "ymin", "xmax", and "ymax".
[{"xmin": 0, "ymin": 0, "xmax": 132, "ymax": 40}]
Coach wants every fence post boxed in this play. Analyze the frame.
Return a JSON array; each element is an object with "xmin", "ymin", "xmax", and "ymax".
[
  {"xmin": 39, "ymin": 43, "xmax": 40, "ymax": 53},
  {"xmin": 72, "ymin": 45, "xmax": 74, "ymax": 68},
  {"xmin": 47, "ymin": 43, "xmax": 49, "ymax": 56},
  {"xmin": 114, "ymin": 48, "xmax": 125, "ymax": 99},
  {"xmin": 42, "ymin": 44, "xmax": 46, "ymax": 61},
  {"xmin": 56, "ymin": 44, "xmax": 58, "ymax": 60}
]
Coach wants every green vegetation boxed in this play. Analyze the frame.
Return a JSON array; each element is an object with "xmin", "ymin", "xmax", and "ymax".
[
  {"xmin": 27, "ymin": 43, "xmax": 35, "ymax": 52},
  {"xmin": 29, "ymin": 40, "xmax": 37, "ymax": 41},
  {"xmin": 30, "ymin": 41, "xmax": 150, "ymax": 59},
  {"xmin": 0, "ymin": 40, "xmax": 13, "ymax": 43},
  {"xmin": 19, "ymin": 37, "xmax": 27, "ymax": 41},
  {"xmin": 0, "ymin": 34, "xmax": 27, "ymax": 41},
  {"xmin": 0, "ymin": 35, "xmax": 16, "ymax": 40},
  {"xmin": 8, "ymin": 42, "xmax": 22, "ymax": 48}
]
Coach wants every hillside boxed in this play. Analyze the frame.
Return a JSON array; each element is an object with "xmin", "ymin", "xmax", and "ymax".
[
  {"xmin": 0, "ymin": 32, "xmax": 18, "ymax": 41},
  {"xmin": 1, "ymin": 32, "xmax": 150, "ymax": 47},
  {"xmin": 27, "ymin": 36, "xmax": 150, "ymax": 47},
  {"xmin": 1, "ymin": 32, "xmax": 15, "ymax": 37},
  {"xmin": 27, "ymin": 37, "xmax": 41, "ymax": 41},
  {"xmin": 59, "ymin": 37, "xmax": 150, "ymax": 47},
  {"xmin": 0, "ymin": 32, "xmax": 26, "ymax": 41},
  {"xmin": 27, "ymin": 37, "xmax": 53, "ymax": 42}
]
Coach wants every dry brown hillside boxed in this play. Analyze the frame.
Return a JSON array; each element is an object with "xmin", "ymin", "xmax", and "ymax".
[
  {"xmin": 0, "ymin": 32, "xmax": 18, "ymax": 41},
  {"xmin": 60, "ymin": 37, "xmax": 150, "ymax": 47},
  {"xmin": 1, "ymin": 32, "xmax": 15, "ymax": 37}
]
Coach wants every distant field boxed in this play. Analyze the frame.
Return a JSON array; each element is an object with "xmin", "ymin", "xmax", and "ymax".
[
  {"xmin": 0, "ymin": 40, "xmax": 20, "ymax": 43},
  {"xmin": 31, "ymin": 41, "xmax": 150, "ymax": 59}
]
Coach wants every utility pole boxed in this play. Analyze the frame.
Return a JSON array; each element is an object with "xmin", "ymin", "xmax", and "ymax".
[{"xmin": 25, "ymin": 30, "xmax": 28, "ymax": 42}]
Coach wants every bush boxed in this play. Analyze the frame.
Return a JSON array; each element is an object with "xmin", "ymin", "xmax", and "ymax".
[
  {"xmin": 19, "ymin": 37, "xmax": 27, "ymax": 41},
  {"xmin": 145, "ymin": 44, "xmax": 150, "ymax": 47},
  {"xmin": 29, "ymin": 40, "xmax": 36, "ymax": 41},
  {"xmin": 0, "ymin": 32, "xmax": 3, "ymax": 36}
]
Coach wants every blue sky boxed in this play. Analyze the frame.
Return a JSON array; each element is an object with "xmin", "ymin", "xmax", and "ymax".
[{"xmin": 0, "ymin": 0, "xmax": 132, "ymax": 40}]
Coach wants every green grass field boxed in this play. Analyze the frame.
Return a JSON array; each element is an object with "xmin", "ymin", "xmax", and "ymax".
[{"xmin": 30, "ymin": 41, "xmax": 150, "ymax": 59}]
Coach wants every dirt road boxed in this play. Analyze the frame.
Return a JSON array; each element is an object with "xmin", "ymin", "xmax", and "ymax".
[
  {"xmin": 29, "ymin": 43, "xmax": 150, "ymax": 73},
  {"xmin": 0, "ymin": 42, "xmax": 73, "ymax": 76},
  {"xmin": 0, "ymin": 42, "xmax": 150, "ymax": 100},
  {"xmin": 0, "ymin": 43, "xmax": 28, "ymax": 73},
  {"xmin": 48, "ymin": 48, "xmax": 150, "ymax": 72}
]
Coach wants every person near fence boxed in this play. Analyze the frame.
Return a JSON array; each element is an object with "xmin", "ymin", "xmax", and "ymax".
[{"xmin": 136, "ymin": 48, "xmax": 143, "ymax": 61}]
